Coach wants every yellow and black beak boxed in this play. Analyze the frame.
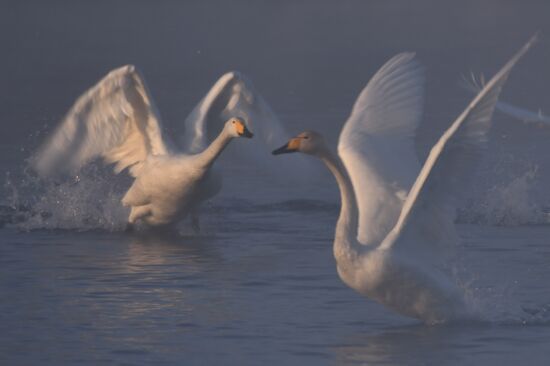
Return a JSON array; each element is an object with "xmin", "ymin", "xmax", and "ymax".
[
  {"xmin": 272, "ymin": 138, "xmax": 301, "ymax": 155},
  {"xmin": 239, "ymin": 126, "xmax": 254, "ymax": 138},
  {"xmin": 235, "ymin": 120, "xmax": 254, "ymax": 138}
]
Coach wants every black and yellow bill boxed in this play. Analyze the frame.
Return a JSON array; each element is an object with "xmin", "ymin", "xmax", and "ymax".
[
  {"xmin": 233, "ymin": 118, "xmax": 254, "ymax": 138},
  {"xmin": 272, "ymin": 137, "xmax": 301, "ymax": 155}
]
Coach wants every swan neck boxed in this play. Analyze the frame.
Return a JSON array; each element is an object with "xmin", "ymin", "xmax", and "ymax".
[
  {"xmin": 197, "ymin": 129, "xmax": 232, "ymax": 168},
  {"xmin": 319, "ymin": 148, "xmax": 359, "ymax": 245}
]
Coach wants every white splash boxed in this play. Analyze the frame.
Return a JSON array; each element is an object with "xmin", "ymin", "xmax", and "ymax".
[
  {"xmin": 458, "ymin": 165, "xmax": 549, "ymax": 226},
  {"xmin": 458, "ymin": 272, "xmax": 550, "ymax": 325},
  {"xmin": 2, "ymin": 164, "xmax": 128, "ymax": 231}
]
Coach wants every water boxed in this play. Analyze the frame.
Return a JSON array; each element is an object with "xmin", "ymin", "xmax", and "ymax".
[
  {"xmin": 3, "ymin": 1, "xmax": 550, "ymax": 365},
  {"xmin": 1, "ymin": 198, "xmax": 550, "ymax": 365}
]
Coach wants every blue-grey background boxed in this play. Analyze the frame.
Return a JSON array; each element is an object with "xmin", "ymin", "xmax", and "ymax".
[{"xmin": 1, "ymin": 1, "xmax": 550, "ymax": 365}]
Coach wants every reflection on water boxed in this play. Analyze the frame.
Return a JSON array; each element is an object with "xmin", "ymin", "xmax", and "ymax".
[
  {"xmin": 333, "ymin": 325, "xmax": 470, "ymax": 365},
  {"xmin": 333, "ymin": 322, "xmax": 550, "ymax": 365},
  {"xmin": 88, "ymin": 231, "xmax": 234, "ymax": 327},
  {"xmin": 0, "ymin": 229, "xmax": 240, "ymax": 364},
  {"xmin": 126, "ymin": 230, "xmax": 223, "ymax": 270}
]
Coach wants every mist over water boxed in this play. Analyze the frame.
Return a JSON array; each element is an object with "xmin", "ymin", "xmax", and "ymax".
[{"xmin": 2, "ymin": 1, "xmax": 550, "ymax": 365}]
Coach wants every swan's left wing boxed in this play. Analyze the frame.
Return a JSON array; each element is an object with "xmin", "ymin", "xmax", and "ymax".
[
  {"xmin": 461, "ymin": 72, "xmax": 550, "ymax": 124},
  {"xmin": 338, "ymin": 53, "xmax": 425, "ymax": 245},
  {"xmin": 32, "ymin": 65, "xmax": 170, "ymax": 178},
  {"xmin": 385, "ymin": 35, "xmax": 537, "ymax": 258},
  {"xmin": 181, "ymin": 71, "xmax": 312, "ymax": 177}
]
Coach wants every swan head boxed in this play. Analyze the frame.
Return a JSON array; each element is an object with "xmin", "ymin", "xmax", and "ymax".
[
  {"xmin": 272, "ymin": 130, "xmax": 327, "ymax": 156},
  {"xmin": 226, "ymin": 117, "xmax": 253, "ymax": 138}
]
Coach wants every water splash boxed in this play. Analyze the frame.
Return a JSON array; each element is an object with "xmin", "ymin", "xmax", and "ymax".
[
  {"xmin": 454, "ymin": 260, "xmax": 550, "ymax": 325},
  {"xmin": 2, "ymin": 163, "xmax": 129, "ymax": 231},
  {"xmin": 464, "ymin": 288, "xmax": 550, "ymax": 325},
  {"xmin": 460, "ymin": 276, "xmax": 523, "ymax": 323},
  {"xmin": 458, "ymin": 165, "xmax": 549, "ymax": 226}
]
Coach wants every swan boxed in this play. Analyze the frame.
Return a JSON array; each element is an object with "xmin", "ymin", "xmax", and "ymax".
[
  {"xmin": 272, "ymin": 36, "xmax": 536, "ymax": 323},
  {"xmin": 31, "ymin": 66, "xmax": 275, "ymax": 230},
  {"xmin": 461, "ymin": 72, "xmax": 550, "ymax": 124}
]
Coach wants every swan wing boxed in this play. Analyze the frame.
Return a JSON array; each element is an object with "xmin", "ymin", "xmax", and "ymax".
[
  {"xmin": 181, "ymin": 72, "xmax": 238, "ymax": 154},
  {"xmin": 338, "ymin": 53, "xmax": 425, "ymax": 245},
  {"xmin": 461, "ymin": 72, "xmax": 550, "ymax": 124},
  {"xmin": 386, "ymin": 35, "xmax": 537, "ymax": 257},
  {"xmin": 32, "ymin": 65, "xmax": 170, "ymax": 178},
  {"xmin": 182, "ymin": 71, "xmax": 312, "ymax": 177}
]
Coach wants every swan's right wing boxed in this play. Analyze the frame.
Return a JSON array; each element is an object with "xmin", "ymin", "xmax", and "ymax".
[
  {"xmin": 181, "ymin": 72, "xmax": 289, "ymax": 153},
  {"xmin": 385, "ymin": 35, "xmax": 537, "ymax": 258},
  {"xmin": 182, "ymin": 71, "xmax": 313, "ymax": 178},
  {"xmin": 338, "ymin": 53, "xmax": 425, "ymax": 245},
  {"xmin": 461, "ymin": 72, "xmax": 550, "ymax": 124},
  {"xmin": 32, "ymin": 65, "xmax": 170, "ymax": 178}
]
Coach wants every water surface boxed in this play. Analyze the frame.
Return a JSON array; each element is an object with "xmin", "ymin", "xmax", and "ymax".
[{"xmin": 1, "ymin": 199, "xmax": 550, "ymax": 365}]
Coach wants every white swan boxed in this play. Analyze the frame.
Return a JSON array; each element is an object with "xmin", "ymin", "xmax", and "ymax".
[
  {"xmin": 273, "ymin": 36, "xmax": 536, "ymax": 323},
  {"xmin": 461, "ymin": 72, "xmax": 550, "ymax": 124},
  {"xmin": 31, "ymin": 66, "xmax": 280, "ymax": 230}
]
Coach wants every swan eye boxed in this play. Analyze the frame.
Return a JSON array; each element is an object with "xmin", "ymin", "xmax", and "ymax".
[{"xmin": 303, "ymin": 136, "xmax": 309, "ymax": 139}]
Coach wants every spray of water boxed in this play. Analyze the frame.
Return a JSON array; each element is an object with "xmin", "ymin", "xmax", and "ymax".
[
  {"xmin": 451, "ymin": 251, "xmax": 550, "ymax": 325},
  {"xmin": 2, "ymin": 163, "xmax": 129, "ymax": 231},
  {"xmin": 458, "ymin": 162, "xmax": 549, "ymax": 226}
]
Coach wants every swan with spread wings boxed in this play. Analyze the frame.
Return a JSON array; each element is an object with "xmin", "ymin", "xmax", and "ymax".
[
  {"xmin": 32, "ymin": 67, "xmax": 288, "ymax": 230},
  {"xmin": 273, "ymin": 36, "xmax": 536, "ymax": 323}
]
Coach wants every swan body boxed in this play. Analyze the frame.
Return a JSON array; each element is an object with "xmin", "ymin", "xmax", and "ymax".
[
  {"xmin": 273, "ymin": 36, "xmax": 536, "ymax": 323},
  {"xmin": 337, "ymin": 245, "xmax": 467, "ymax": 321},
  {"xmin": 120, "ymin": 120, "xmax": 247, "ymax": 227},
  {"xmin": 32, "ymin": 65, "xmax": 259, "ymax": 229}
]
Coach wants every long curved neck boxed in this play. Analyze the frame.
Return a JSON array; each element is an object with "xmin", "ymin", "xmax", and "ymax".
[
  {"xmin": 197, "ymin": 129, "xmax": 233, "ymax": 168},
  {"xmin": 318, "ymin": 147, "xmax": 360, "ymax": 254}
]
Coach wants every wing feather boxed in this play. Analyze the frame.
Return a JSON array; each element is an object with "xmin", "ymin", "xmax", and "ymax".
[
  {"xmin": 338, "ymin": 53, "xmax": 425, "ymax": 245},
  {"xmin": 385, "ymin": 35, "xmax": 537, "ymax": 256},
  {"xmin": 32, "ymin": 65, "xmax": 169, "ymax": 177},
  {"xmin": 182, "ymin": 71, "xmax": 313, "ymax": 178}
]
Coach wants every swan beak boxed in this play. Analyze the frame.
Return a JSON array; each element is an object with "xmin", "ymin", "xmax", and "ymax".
[
  {"xmin": 240, "ymin": 126, "xmax": 254, "ymax": 138},
  {"xmin": 235, "ymin": 120, "xmax": 254, "ymax": 138},
  {"xmin": 272, "ymin": 138, "xmax": 300, "ymax": 155}
]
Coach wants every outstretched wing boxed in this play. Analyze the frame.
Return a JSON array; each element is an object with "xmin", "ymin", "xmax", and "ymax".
[
  {"xmin": 182, "ymin": 71, "xmax": 313, "ymax": 178},
  {"xmin": 461, "ymin": 72, "xmax": 550, "ymax": 124},
  {"xmin": 385, "ymin": 35, "xmax": 537, "ymax": 258},
  {"xmin": 338, "ymin": 53, "xmax": 425, "ymax": 245},
  {"xmin": 32, "ymin": 65, "xmax": 170, "ymax": 177}
]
